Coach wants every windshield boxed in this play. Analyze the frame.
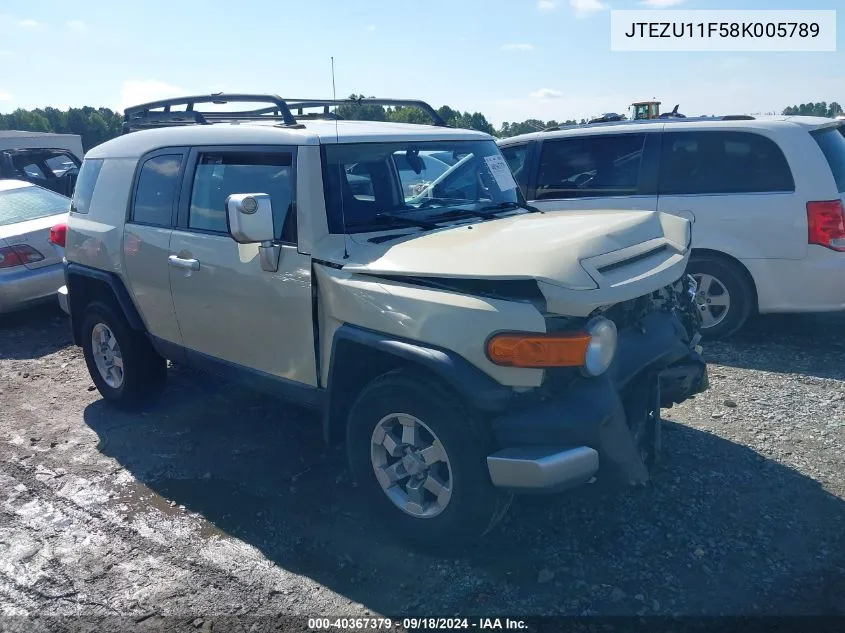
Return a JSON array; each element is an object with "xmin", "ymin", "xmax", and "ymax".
[
  {"xmin": 0, "ymin": 185, "xmax": 70, "ymax": 227},
  {"xmin": 322, "ymin": 140, "xmax": 526, "ymax": 234}
]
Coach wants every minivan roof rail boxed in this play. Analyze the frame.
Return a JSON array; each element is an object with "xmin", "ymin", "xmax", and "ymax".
[
  {"xmin": 538, "ymin": 114, "xmax": 758, "ymax": 133},
  {"xmin": 122, "ymin": 93, "xmax": 301, "ymax": 133},
  {"xmin": 285, "ymin": 98, "xmax": 447, "ymax": 127}
]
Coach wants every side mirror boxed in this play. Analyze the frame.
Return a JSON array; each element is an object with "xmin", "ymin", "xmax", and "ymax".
[
  {"xmin": 226, "ymin": 193, "xmax": 285, "ymax": 273},
  {"xmin": 226, "ymin": 193, "xmax": 276, "ymax": 244}
]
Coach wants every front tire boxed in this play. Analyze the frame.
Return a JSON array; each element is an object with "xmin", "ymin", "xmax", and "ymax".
[
  {"xmin": 687, "ymin": 254, "xmax": 754, "ymax": 340},
  {"xmin": 81, "ymin": 302, "xmax": 166, "ymax": 409},
  {"xmin": 346, "ymin": 369, "xmax": 511, "ymax": 551}
]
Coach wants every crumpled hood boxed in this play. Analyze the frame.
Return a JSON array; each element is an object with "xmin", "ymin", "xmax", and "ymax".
[{"xmin": 344, "ymin": 211, "xmax": 690, "ymax": 290}]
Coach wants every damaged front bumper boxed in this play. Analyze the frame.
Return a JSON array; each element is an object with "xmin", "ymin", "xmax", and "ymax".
[{"xmin": 485, "ymin": 308, "xmax": 708, "ymax": 493}]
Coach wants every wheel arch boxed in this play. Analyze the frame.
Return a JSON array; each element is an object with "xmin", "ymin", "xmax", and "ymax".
[
  {"xmin": 66, "ymin": 263, "xmax": 145, "ymax": 345},
  {"xmin": 322, "ymin": 325, "xmax": 514, "ymax": 446},
  {"xmin": 689, "ymin": 248, "xmax": 759, "ymax": 313}
]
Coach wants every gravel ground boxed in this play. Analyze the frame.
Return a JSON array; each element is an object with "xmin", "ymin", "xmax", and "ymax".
[{"xmin": 0, "ymin": 305, "xmax": 843, "ymax": 625}]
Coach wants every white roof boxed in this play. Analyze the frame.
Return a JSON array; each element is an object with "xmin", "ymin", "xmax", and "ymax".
[
  {"xmin": 0, "ymin": 179, "xmax": 33, "ymax": 192},
  {"xmin": 86, "ymin": 120, "xmax": 491, "ymax": 159},
  {"xmin": 498, "ymin": 115, "xmax": 841, "ymax": 145}
]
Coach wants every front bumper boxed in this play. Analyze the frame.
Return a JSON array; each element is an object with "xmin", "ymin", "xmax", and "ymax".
[{"xmin": 486, "ymin": 310, "xmax": 707, "ymax": 492}]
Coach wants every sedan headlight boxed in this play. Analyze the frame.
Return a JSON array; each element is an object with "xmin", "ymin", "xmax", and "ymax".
[{"xmin": 583, "ymin": 317, "xmax": 618, "ymax": 377}]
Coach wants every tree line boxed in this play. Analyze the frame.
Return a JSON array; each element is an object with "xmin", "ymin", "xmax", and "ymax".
[
  {"xmin": 781, "ymin": 102, "xmax": 843, "ymax": 118},
  {"xmin": 1, "ymin": 96, "xmax": 841, "ymax": 152}
]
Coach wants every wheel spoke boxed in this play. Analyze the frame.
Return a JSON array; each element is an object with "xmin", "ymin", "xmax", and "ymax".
[
  {"xmin": 405, "ymin": 478, "xmax": 426, "ymax": 507},
  {"xmin": 375, "ymin": 461, "xmax": 408, "ymax": 489},
  {"xmin": 107, "ymin": 335, "xmax": 118, "ymax": 350},
  {"xmin": 700, "ymin": 305, "xmax": 717, "ymax": 327},
  {"xmin": 697, "ymin": 275, "xmax": 713, "ymax": 295},
  {"xmin": 423, "ymin": 473, "xmax": 451, "ymax": 503},
  {"xmin": 112, "ymin": 354, "xmax": 124, "ymax": 369},
  {"xmin": 708, "ymin": 294, "xmax": 730, "ymax": 307},
  {"xmin": 400, "ymin": 420, "xmax": 420, "ymax": 448},
  {"xmin": 419, "ymin": 440, "xmax": 445, "ymax": 466},
  {"xmin": 381, "ymin": 432, "xmax": 403, "ymax": 458}
]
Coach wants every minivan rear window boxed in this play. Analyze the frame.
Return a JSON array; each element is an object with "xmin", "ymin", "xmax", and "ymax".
[
  {"xmin": 812, "ymin": 127, "xmax": 845, "ymax": 193},
  {"xmin": 659, "ymin": 131, "xmax": 794, "ymax": 195}
]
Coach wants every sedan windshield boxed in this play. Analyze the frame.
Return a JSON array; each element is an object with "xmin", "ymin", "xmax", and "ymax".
[
  {"xmin": 322, "ymin": 140, "xmax": 527, "ymax": 234},
  {"xmin": 0, "ymin": 185, "xmax": 70, "ymax": 227}
]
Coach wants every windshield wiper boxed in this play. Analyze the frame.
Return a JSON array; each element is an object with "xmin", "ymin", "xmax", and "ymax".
[
  {"xmin": 427, "ymin": 201, "xmax": 534, "ymax": 222},
  {"xmin": 478, "ymin": 201, "xmax": 543, "ymax": 214},
  {"xmin": 347, "ymin": 211, "xmax": 440, "ymax": 231}
]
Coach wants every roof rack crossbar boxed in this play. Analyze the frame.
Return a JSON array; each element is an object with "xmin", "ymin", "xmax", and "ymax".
[
  {"xmin": 122, "ymin": 93, "xmax": 298, "ymax": 133},
  {"xmin": 285, "ymin": 98, "xmax": 447, "ymax": 126}
]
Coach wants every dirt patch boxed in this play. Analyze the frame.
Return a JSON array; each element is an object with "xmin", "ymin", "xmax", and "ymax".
[{"xmin": 1, "ymin": 306, "xmax": 843, "ymax": 619}]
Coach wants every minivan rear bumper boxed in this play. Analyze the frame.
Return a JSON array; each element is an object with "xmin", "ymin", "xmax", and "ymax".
[{"xmin": 486, "ymin": 310, "xmax": 707, "ymax": 492}]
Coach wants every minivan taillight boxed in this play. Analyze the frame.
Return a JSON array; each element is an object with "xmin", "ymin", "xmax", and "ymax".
[
  {"xmin": 49, "ymin": 222, "xmax": 67, "ymax": 248},
  {"xmin": 807, "ymin": 200, "xmax": 845, "ymax": 252}
]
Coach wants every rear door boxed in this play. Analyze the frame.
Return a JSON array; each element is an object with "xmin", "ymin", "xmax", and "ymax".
[
  {"xmin": 656, "ymin": 129, "xmax": 802, "ymax": 259},
  {"xmin": 528, "ymin": 131, "xmax": 660, "ymax": 213}
]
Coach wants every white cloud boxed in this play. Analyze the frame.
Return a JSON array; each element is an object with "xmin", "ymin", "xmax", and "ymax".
[
  {"xmin": 529, "ymin": 88, "xmax": 564, "ymax": 99},
  {"xmin": 119, "ymin": 80, "xmax": 186, "ymax": 112},
  {"xmin": 0, "ymin": 92, "xmax": 12, "ymax": 101},
  {"xmin": 537, "ymin": 0, "xmax": 557, "ymax": 11},
  {"xmin": 501, "ymin": 43, "xmax": 535, "ymax": 51},
  {"xmin": 570, "ymin": 0, "xmax": 608, "ymax": 17},
  {"xmin": 640, "ymin": 0, "xmax": 685, "ymax": 6},
  {"xmin": 365, "ymin": 24, "xmax": 376, "ymax": 31},
  {"xmin": 19, "ymin": 19, "xmax": 39, "ymax": 27},
  {"xmin": 66, "ymin": 20, "xmax": 87, "ymax": 30}
]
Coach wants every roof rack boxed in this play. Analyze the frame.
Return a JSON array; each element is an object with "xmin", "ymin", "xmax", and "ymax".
[
  {"xmin": 122, "ymin": 93, "xmax": 300, "ymax": 133},
  {"xmin": 285, "ymin": 98, "xmax": 447, "ymax": 127}
]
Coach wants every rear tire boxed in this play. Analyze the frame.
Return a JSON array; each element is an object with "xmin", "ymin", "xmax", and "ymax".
[
  {"xmin": 346, "ymin": 369, "xmax": 511, "ymax": 552},
  {"xmin": 687, "ymin": 254, "xmax": 754, "ymax": 340},
  {"xmin": 81, "ymin": 301, "xmax": 166, "ymax": 409}
]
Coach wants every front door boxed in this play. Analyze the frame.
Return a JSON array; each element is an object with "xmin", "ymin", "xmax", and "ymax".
[{"xmin": 168, "ymin": 146, "xmax": 317, "ymax": 387}]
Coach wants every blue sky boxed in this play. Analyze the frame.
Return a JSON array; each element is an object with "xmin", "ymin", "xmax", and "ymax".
[{"xmin": 0, "ymin": 0, "xmax": 842, "ymax": 125}]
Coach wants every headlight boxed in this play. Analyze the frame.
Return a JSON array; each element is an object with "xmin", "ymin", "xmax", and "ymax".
[
  {"xmin": 486, "ymin": 315, "xmax": 617, "ymax": 375},
  {"xmin": 583, "ymin": 317, "xmax": 617, "ymax": 377}
]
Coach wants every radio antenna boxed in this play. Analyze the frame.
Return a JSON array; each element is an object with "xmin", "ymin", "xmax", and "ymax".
[{"xmin": 331, "ymin": 56, "xmax": 349, "ymax": 259}]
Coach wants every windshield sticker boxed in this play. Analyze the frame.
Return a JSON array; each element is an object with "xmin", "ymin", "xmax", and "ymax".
[{"xmin": 483, "ymin": 155, "xmax": 518, "ymax": 191}]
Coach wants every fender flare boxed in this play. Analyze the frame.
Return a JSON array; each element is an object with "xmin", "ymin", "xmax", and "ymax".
[
  {"xmin": 66, "ymin": 262, "xmax": 146, "ymax": 331},
  {"xmin": 322, "ymin": 324, "xmax": 515, "ymax": 444}
]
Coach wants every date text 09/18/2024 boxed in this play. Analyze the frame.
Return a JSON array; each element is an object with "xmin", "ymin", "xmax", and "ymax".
[{"xmin": 307, "ymin": 618, "xmax": 528, "ymax": 630}]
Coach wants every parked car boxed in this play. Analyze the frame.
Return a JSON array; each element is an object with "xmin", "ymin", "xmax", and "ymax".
[
  {"xmin": 56, "ymin": 93, "xmax": 707, "ymax": 549},
  {"xmin": 0, "ymin": 131, "xmax": 84, "ymax": 197},
  {"xmin": 498, "ymin": 116, "xmax": 845, "ymax": 339},
  {"xmin": 0, "ymin": 179, "xmax": 69, "ymax": 314}
]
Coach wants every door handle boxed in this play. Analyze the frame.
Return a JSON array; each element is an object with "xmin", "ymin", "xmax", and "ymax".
[{"xmin": 168, "ymin": 255, "xmax": 200, "ymax": 271}]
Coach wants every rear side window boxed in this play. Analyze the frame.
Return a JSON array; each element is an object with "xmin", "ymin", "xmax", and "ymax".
[
  {"xmin": 0, "ymin": 185, "xmax": 70, "ymax": 226},
  {"xmin": 659, "ymin": 131, "xmax": 794, "ymax": 195},
  {"xmin": 131, "ymin": 155, "xmax": 183, "ymax": 227},
  {"xmin": 70, "ymin": 159, "xmax": 103, "ymax": 214},
  {"xmin": 812, "ymin": 127, "xmax": 845, "ymax": 193},
  {"xmin": 535, "ymin": 134, "xmax": 646, "ymax": 200},
  {"xmin": 188, "ymin": 152, "xmax": 295, "ymax": 241}
]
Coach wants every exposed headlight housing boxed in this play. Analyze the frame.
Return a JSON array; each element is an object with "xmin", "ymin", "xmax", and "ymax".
[{"xmin": 582, "ymin": 317, "xmax": 618, "ymax": 377}]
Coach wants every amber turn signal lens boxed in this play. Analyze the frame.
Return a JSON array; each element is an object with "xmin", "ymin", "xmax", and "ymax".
[{"xmin": 486, "ymin": 332, "xmax": 592, "ymax": 368}]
